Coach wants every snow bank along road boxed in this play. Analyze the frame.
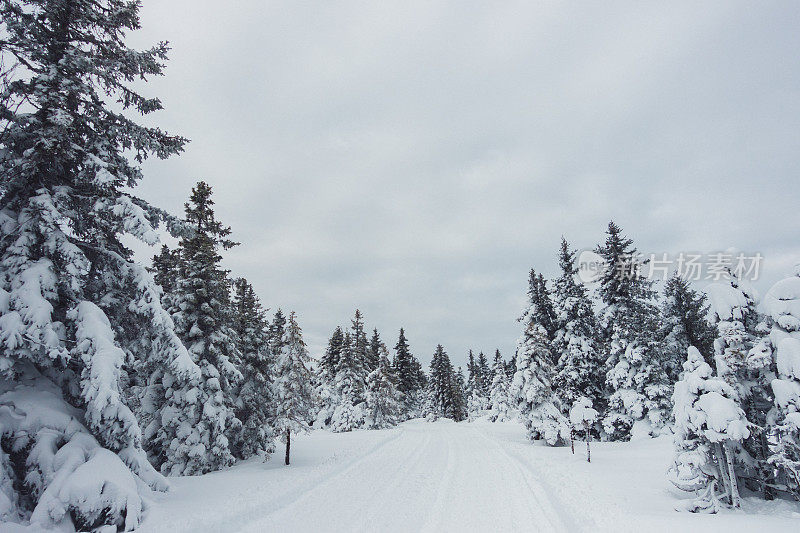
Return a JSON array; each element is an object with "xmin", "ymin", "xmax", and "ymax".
[{"xmin": 140, "ymin": 420, "xmax": 800, "ymax": 533}]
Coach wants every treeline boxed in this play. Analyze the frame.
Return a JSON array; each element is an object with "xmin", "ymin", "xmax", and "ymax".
[{"xmin": 506, "ymin": 221, "xmax": 800, "ymax": 511}]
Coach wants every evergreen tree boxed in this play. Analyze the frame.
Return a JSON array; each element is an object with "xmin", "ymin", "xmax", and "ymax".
[
  {"xmin": 330, "ymin": 331, "xmax": 367, "ymax": 431},
  {"xmin": 0, "ymin": 0, "xmax": 196, "ymax": 527},
  {"xmin": 230, "ymin": 278, "xmax": 275, "ymax": 460},
  {"xmin": 392, "ymin": 328, "xmax": 422, "ymax": 413},
  {"xmin": 477, "ymin": 351, "xmax": 491, "ymax": 396},
  {"xmin": 707, "ymin": 273, "xmax": 774, "ymax": 498},
  {"xmin": 449, "ymin": 367, "xmax": 468, "ymax": 422},
  {"xmin": 320, "ymin": 326, "xmax": 345, "ymax": 379},
  {"xmin": 669, "ymin": 347, "xmax": 750, "ymax": 512},
  {"xmin": 552, "ymin": 238, "xmax": 604, "ymax": 413},
  {"xmin": 596, "ymin": 221, "xmax": 670, "ymax": 440},
  {"xmin": 272, "ymin": 312, "xmax": 315, "ymax": 465},
  {"xmin": 488, "ymin": 352, "xmax": 512, "ymax": 422},
  {"xmin": 150, "ymin": 244, "xmax": 181, "ymax": 295},
  {"xmin": 367, "ymin": 327, "xmax": 382, "ymax": 372},
  {"xmin": 523, "ymin": 270, "xmax": 559, "ymax": 342},
  {"xmin": 366, "ymin": 355, "xmax": 403, "ymax": 429},
  {"xmin": 270, "ymin": 309, "xmax": 287, "ymax": 358},
  {"xmin": 429, "ymin": 345, "xmax": 456, "ymax": 419},
  {"xmin": 505, "ymin": 354, "xmax": 517, "ymax": 381},
  {"xmin": 756, "ymin": 265, "xmax": 800, "ymax": 498},
  {"xmin": 509, "ymin": 322, "xmax": 569, "ymax": 445},
  {"xmin": 660, "ymin": 274, "xmax": 718, "ymax": 377},
  {"xmin": 166, "ymin": 182, "xmax": 242, "ymax": 475}
]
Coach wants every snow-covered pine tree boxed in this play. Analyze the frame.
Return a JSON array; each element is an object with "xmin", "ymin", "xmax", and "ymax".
[
  {"xmin": 314, "ymin": 326, "xmax": 344, "ymax": 428},
  {"xmin": 230, "ymin": 277, "xmax": 275, "ymax": 460},
  {"xmin": 505, "ymin": 354, "xmax": 517, "ymax": 380},
  {"xmin": 552, "ymin": 237, "xmax": 604, "ymax": 414},
  {"xmin": 669, "ymin": 347, "xmax": 750, "ymax": 512},
  {"xmin": 466, "ymin": 350, "xmax": 488, "ymax": 419},
  {"xmin": 366, "ymin": 354, "xmax": 403, "ymax": 429},
  {"xmin": 331, "ymin": 331, "xmax": 367, "ymax": 431},
  {"xmin": 165, "ymin": 182, "xmax": 242, "ymax": 475},
  {"xmin": 272, "ymin": 312, "xmax": 315, "ymax": 465},
  {"xmin": 0, "ymin": 1, "xmax": 199, "ymax": 528},
  {"xmin": 660, "ymin": 274, "xmax": 717, "ymax": 377},
  {"xmin": 488, "ymin": 351, "xmax": 512, "ymax": 422},
  {"xmin": 429, "ymin": 345, "xmax": 456, "ymax": 419},
  {"xmin": 706, "ymin": 272, "xmax": 775, "ymax": 498},
  {"xmin": 150, "ymin": 244, "xmax": 181, "ymax": 296},
  {"xmin": 477, "ymin": 351, "xmax": 491, "ymax": 397},
  {"xmin": 449, "ymin": 367, "xmax": 468, "ymax": 422},
  {"xmin": 761, "ymin": 264, "xmax": 800, "ymax": 497},
  {"xmin": 367, "ymin": 327, "xmax": 382, "ymax": 372},
  {"xmin": 509, "ymin": 322, "xmax": 569, "ymax": 445},
  {"xmin": 596, "ymin": 221, "xmax": 670, "ymax": 440},
  {"xmin": 392, "ymin": 328, "xmax": 423, "ymax": 416}
]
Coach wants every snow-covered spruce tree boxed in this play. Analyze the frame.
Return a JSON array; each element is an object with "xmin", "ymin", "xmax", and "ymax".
[
  {"xmin": 596, "ymin": 221, "xmax": 670, "ymax": 440},
  {"xmin": 150, "ymin": 244, "xmax": 181, "ymax": 296},
  {"xmin": 0, "ymin": 1, "xmax": 200, "ymax": 528},
  {"xmin": 524, "ymin": 269, "xmax": 560, "ymax": 344},
  {"xmin": 229, "ymin": 277, "xmax": 275, "ymax": 460},
  {"xmin": 165, "ymin": 181, "xmax": 243, "ymax": 475},
  {"xmin": 313, "ymin": 326, "xmax": 344, "ymax": 428},
  {"xmin": 367, "ymin": 327, "xmax": 382, "ymax": 373},
  {"xmin": 510, "ymin": 322, "xmax": 569, "ymax": 445},
  {"xmin": 669, "ymin": 347, "xmax": 750, "ymax": 512},
  {"xmin": 428, "ymin": 345, "xmax": 456, "ymax": 419},
  {"xmin": 476, "ymin": 351, "xmax": 491, "ymax": 397},
  {"xmin": 488, "ymin": 351, "xmax": 512, "ymax": 422},
  {"xmin": 330, "ymin": 330, "xmax": 367, "ymax": 432},
  {"xmin": 366, "ymin": 354, "xmax": 403, "ymax": 429},
  {"xmin": 706, "ymin": 272, "xmax": 774, "ymax": 498},
  {"xmin": 392, "ymin": 328, "xmax": 423, "ymax": 416},
  {"xmin": 505, "ymin": 354, "xmax": 517, "ymax": 381},
  {"xmin": 761, "ymin": 264, "xmax": 800, "ymax": 497},
  {"xmin": 465, "ymin": 350, "xmax": 488, "ymax": 418},
  {"xmin": 660, "ymin": 274, "xmax": 717, "ymax": 378},
  {"xmin": 552, "ymin": 238, "xmax": 605, "ymax": 414},
  {"xmin": 449, "ymin": 367, "xmax": 468, "ymax": 422},
  {"xmin": 272, "ymin": 312, "xmax": 315, "ymax": 465}
]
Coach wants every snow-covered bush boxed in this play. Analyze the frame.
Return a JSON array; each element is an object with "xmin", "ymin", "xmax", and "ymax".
[{"xmin": 569, "ymin": 398, "xmax": 599, "ymax": 462}]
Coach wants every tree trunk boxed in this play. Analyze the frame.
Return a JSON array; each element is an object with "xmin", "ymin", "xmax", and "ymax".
[
  {"xmin": 586, "ymin": 432, "xmax": 591, "ymax": 463},
  {"xmin": 723, "ymin": 442, "xmax": 741, "ymax": 508},
  {"xmin": 285, "ymin": 429, "xmax": 291, "ymax": 466},
  {"xmin": 714, "ymin": 442, "xmax": 732, "ymax": 504},
  {"xmin": 570, "ymin": 428, "xmax": 575, "ymax": 455}
]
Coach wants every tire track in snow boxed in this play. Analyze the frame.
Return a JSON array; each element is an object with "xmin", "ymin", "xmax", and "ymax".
[{"xmin": 154, "ymin": 426, "xmax": 406, "ymax": 533}]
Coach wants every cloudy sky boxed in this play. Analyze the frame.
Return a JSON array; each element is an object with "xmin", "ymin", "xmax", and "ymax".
[{"xmin": 128, "ymin": 1, "xmax": 800, "ymax": 366}]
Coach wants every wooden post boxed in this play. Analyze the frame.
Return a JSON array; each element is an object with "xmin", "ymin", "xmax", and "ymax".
[{"xmin": 285, "ymin": 428, "xmax": 291, "ymax": 466}]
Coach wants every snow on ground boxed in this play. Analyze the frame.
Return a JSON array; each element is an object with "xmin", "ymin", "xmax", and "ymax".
[{"xmin": 139, "ymin": 419, "xmax": 800, "ymax": 533}]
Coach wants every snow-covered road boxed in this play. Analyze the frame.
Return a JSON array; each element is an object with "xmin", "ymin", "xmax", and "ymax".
[{"xmin": 139, "ymin": 419, "xmax": 800, "ymax": 533}]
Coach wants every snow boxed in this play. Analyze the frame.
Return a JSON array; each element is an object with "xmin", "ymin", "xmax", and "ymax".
[{"xmin": 137, "ymin": 420, "xmax": 800, "ymax": 532}]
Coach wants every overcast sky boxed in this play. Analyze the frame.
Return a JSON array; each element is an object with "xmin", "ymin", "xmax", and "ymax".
[{"xmin": 127, "ymin": 1, "xmax": 800, "ymax": 367}]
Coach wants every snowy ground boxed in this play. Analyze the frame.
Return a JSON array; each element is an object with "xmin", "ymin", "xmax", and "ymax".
[{"xmin": 139, "ymin": 419, "xmax": 800, "ymax": 533}]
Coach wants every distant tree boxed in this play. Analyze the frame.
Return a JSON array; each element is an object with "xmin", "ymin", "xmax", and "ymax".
[
  {"xmin": 320, "ymin": 326, "xmax": 345, "ymax": 379},
  {"xmin": 367, "ymin": 327, "xmax": 382, "ymax": 372},
  {"xmin": 660, "ymin": 274, "xmax": 717, "ymax": 378},
  {"xmin": 393, "ymin": 328, "xmax": 424, "ymax": 414},
  {"xmin": 272, "ymin": 312, "xmax": 316, "ymax": 465},
  {"xmin": 366, "ymin": 355, "xmax": 403, "ymax": 428},
  {"xmin": 429, "ymin": 345, "xmax": 456, "ymax": 419},
  {"xmin": 230, "ymin": 278, "xmax": 275, "ymax": 460},
  {"xmin": 488, "ymin": 353, "xmax": 512, "ymax": 422}
]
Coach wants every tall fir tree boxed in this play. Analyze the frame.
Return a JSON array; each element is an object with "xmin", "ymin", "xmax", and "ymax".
[
  {"xmin": 272, "ymin": 312, "xmax": 315, "ymax": 465},
  {"xmin": 0, "ymin": 0, "xmax": 197, "ymax": 527},
  {"xmin": 320, "ymin": 326, "xmax": 345, "ymax": 379},
  {"xmin": 366, "ymin": 354, "xmax": 403, "ymax": 428},
  {"xmin": 449, "ymin": 367, "xmax": 468, "ymax": 422},
  {"xmin": 150, "ymin": 244, "xmax": 181, "ymax": 295},
  {"xmin": 429, "ymin": 345, "xmax": 456, "ymax": 419},
  {"xmin": 488, "ymin": 351, "xmax": 512, "ymax": 422},
  {"xmin": 659, "ymin": 274, "xmax": 717, "ymax": 378},
  {"xmin": 477, "ymin": 351, "xmax": 491, "ymax": 396},
  {"xmin": 392, "ymin": 328, "xmax": 422, "ymax": 414},
  {"xmin": 367, "ymin": 327, "xmax": 382, "ymax": 372},
  {"xmin": 552, "ymin": 237, "xmax": 605, "ymax": 413},
  {"xmin": 510, "ymin": 322, "xmax": 569, "ymax": 445},
  {"xmin": 330, "ymin": 330, "xmax": 367, "ymax": 431},
  {"xmin": 166, "ymin": 182, "xmax": 242, "ymax": 475},
  {"xmin": 596, "ymin": 221, "xmax": 670, "ymax": 440},
  {"xmin": 229, "ymin": 278, "xmax": 275, "ymax": 460}
]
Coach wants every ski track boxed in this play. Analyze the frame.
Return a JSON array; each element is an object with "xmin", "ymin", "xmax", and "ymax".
[{"xmin": 143, "ymin": 420, "xmax": 574, "ymax": 533}]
